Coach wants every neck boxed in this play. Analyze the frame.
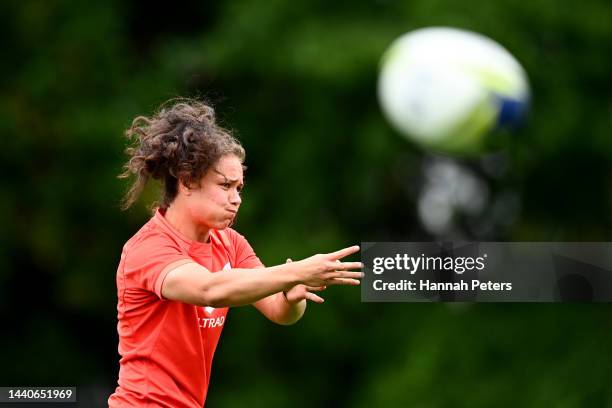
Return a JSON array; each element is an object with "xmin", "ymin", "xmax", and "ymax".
[{"xmin": 164, "ymin": 203, "xmax": 210, "ymax": 243}]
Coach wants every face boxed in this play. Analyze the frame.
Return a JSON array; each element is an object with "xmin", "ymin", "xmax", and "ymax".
[{"xmin": 184, "ymin": 155, "xmax": 244, "ymax": 230}]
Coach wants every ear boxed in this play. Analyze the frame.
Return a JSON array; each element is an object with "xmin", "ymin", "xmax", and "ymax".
[{"xmin": 178, "ymin": 178, "xmax": 193, "ymax": 196}]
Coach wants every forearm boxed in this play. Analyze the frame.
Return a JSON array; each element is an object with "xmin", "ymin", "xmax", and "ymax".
[
  {"xmin": 202, "ymin": 264, "xmax": 299, "ymax": 308},
  {"xmin": 257, "ymin": 293, "xmax": 307, "ymax": 325}
]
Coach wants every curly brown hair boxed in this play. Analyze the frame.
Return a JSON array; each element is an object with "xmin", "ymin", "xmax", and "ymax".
[{"xmin": 119, "ymin": 99, "xmax": 245, "ymax": 210}]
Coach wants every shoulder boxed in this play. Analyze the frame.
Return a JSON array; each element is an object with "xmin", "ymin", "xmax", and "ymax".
[
  {"xmin": 119, "ymin": 219, "xmax": 191, "ymax": 292},
  {"xmin": 122, "ymin": 219, "xmax": 185, "ymax": 260}
]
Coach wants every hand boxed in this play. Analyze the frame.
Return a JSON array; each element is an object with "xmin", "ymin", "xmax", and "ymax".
[
  {"xmin": 283, "ymin": 258, "xmax": 326, "ymax": 304},
  {"xmin": 293, "ymin": 245, "xmax": 363, "ymax": 288}
]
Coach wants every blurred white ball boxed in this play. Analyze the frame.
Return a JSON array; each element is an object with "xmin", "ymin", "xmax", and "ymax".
[{"xmin": 378, "ymin": 27, "xmax": 530, "ymax": 154}]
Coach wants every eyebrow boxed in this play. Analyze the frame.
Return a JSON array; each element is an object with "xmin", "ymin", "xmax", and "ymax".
[{"xmin": 213, "ymin": 169, "xmax": 244, "ymax": 184}]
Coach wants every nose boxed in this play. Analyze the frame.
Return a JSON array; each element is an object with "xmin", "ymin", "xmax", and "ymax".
[{"xmin": 229, "ymin": 189, "xmax": 242, "ymax": 206}]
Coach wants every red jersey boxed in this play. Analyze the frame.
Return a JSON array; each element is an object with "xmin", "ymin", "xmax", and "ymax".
[{"xmin": 108, "ymin": 208, "xmax": 263, "ymax": 407}]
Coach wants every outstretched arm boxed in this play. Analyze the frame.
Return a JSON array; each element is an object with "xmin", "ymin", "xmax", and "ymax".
[{"xmin": 161, "ymin": 245, "xmax": 362, "ymax": 309}]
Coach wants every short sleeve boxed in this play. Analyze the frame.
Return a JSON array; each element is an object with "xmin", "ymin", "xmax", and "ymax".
[
  {"xmin": 122, "ymin": 230, "xmax": 192, "ymax": 299},
  {"xmin": 229, "ymin": 230, "xmax": 265, "ymax": 269}
]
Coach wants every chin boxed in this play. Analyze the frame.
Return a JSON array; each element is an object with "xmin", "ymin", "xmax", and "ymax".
[{"xmin": 214, "ymin": 219, "xmax": 233, "ymax": 230}]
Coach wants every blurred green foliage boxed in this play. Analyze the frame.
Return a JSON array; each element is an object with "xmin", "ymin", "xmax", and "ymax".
[{"xmin": 1, "ymin": 0, "xmax": 612, "ymax": 406}]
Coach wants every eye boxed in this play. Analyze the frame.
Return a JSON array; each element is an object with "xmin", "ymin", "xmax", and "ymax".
[{"xmin": 220, "ymin": 182, "xmax": 230, "ymax": 189}]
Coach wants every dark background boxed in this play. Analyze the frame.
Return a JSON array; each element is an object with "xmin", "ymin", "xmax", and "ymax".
[{"xmin": 1, "ymin": 0, "xmax": 612, "ymax": 406}]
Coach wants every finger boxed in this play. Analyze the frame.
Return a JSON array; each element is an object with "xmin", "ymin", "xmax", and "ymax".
[
  {"xmin": 327, "ymin": 245, "xmax": 360, "ymax": 260},
  {"xmin": 305, "ymin": 292, "xmax": 325, "ymax": 303},
  {"xmin": 326, "ymin": 278, "xmax": 361, "ymax": 286},
  {"xmin": 330, "ymin": 271, "xmax": 364, "ymax": 279},
  {"xmin": 305, "ymin": 285, "xmax": 326, "ymax": 292},
  {"xmin": 333, "ymin": 261, "xmax": 363, "ymax": 271}
]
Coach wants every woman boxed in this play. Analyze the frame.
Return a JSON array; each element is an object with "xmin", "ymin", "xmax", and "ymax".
[{"xmin": 108, "ymin": 100, "xmax": 363, "ymax": 408}]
